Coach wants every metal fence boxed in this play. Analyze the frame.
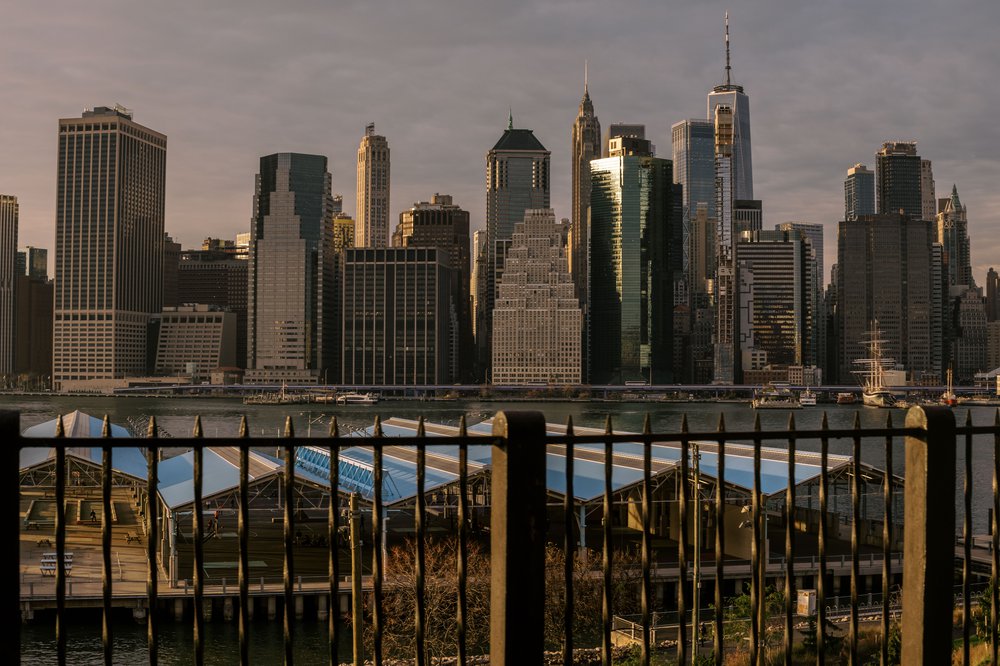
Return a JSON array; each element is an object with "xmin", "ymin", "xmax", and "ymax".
[{"xmin": 8, "ymin": 406, "xmax": 1000, "ymax": 665}]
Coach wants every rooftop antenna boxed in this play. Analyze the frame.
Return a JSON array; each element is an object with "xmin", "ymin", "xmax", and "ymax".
[
  {"xmin": 724, "ymin": 11, "xmax": 732, "ymax": 87},
  {"xmin": 585, "ymin": 59, "xmax": 589, "ymax": 95},
  {"xmin": 507, "ymin": 108, "xmax": 513, "ymax": 131}
]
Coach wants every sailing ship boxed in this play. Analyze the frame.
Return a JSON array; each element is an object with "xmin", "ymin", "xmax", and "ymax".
[
  {"xmin": 941, "ymin": 366, "xmax": 958, "ymax": 407},
  {"xmin": 853, "ymin": 321, "xmax": 897, "ymax": 408},
  {"xmin": 751, "ymin": 382, "xmax": 802, "ymax": 409}
]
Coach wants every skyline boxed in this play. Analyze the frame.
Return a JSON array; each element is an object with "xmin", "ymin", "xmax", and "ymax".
[{"xmin": 2, "ymin": 0, "xmax": 1000, "ymax": 287}]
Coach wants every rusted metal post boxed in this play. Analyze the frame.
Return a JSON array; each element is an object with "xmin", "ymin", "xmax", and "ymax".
[
  {"xmin": 902, "ymin": 406, "xmax": 955, "ymax": 665},
  {"xmin": 491, "ymin": 411, "xmax": 547, "ymax": 665}
]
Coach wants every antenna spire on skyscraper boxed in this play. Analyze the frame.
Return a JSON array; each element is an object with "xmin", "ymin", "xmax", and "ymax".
[
  {"xmin": 724, "ymin": 11, "xmax": 731, "ymax": 87},
  {"xmin": 507, "ymin": 108, "xmax": 513, "ymax": 130},
  {"xmin": 585, "ymin": 60, "xmax": 589, "ymax": 95}
]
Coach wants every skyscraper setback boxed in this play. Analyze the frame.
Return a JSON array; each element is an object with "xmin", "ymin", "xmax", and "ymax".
[
  {"xmin": 52, "ymin": 106, "xmax": 167, "ymax": 391},
  {"xmin": 247, "ymin": 153, "xmax": 334, "ymax": 384},
  {"xmin": 357, "ymin": 123, "xmax": 390, "ymax": 247},
  {"xmin": 707, "ymin": 13, "xmax": 753, "ymax": 201}
]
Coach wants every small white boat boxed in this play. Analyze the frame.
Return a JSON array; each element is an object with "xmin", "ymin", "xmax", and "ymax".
[
  {"xmin": 799, "ymin": 387, "xmax": 817, "ymax": 406},
  {"xmin": 335, "ymin": 392, "xmax": 379, "ymax": 405},
  {"xmin": 752, "ymin": 383, "xmax": 801, "ymax": 409}
]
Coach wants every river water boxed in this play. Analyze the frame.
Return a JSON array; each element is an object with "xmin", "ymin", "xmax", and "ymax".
[{"xmin": 9, "ymin": 394, "xmax": 999, "ymax": 663}]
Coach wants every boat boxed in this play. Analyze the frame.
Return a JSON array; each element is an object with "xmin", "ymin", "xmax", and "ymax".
[
  {"xmin": 941, "ymin": 367, "xmax": 958, "ymax": 407},
  {"xmin": 836, "ymin": 392, "xmax": 857, "ymax": 405},
  {"xmin": 853, "ymin": 321, "xmax": 898, "ymax": 408},
  {"xmin": 335, "ymin": 392, "xmax": 379, "ymax": 405},
  {"xmin": 751, "ymin": 382, "xmax": 802, "ymax": 409},
  {"xmin": 799, "ymin": 387, "xmax": 817, "ymax": 406}
]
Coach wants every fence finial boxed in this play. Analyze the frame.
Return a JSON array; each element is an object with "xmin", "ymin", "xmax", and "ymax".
[
  {"xmin": 55, "ymin": 414, "xmax": 65, "ymax": 438},
  {"xmin": 147, "ymin": 415, "xmax": 158, "ymax": 438},
  {"xmin": 458, "ymin": 414, "xmax": 467, "ymax": 437},
  {"xmin": 329, "ymin": 416, "xmax": 339, "ymax": 438},
  {"xmin": 416, "ymin": 415, "xmax": 426, "ymax": 437},
  {"xmin": 642, "ymin": 413, "xmax": 651, "ymax": 435},
  {"xmin": 565, "ymin": 414, "xmax": 574, "ymax": 436},
  {"xmin": 787, "ymin": 412, "xmax": 796, "ymax": 431},
  {"xmin": 283, "ymin": 416, "xmax": 294, "ymax": 438},
  {"xmin": 238, "ymin": 415, "xmax": 248, "ymax": 438},
  {"xmin": 193, "ymin": 415, "xmax": 203, "ymax": 438},
  {"xmin": 374, "ymin": 415, "xmax": 383, "ymax": 437},
  {"xmin": 101, "ymin": 414, "xmax": 111, "ymax": 438}
]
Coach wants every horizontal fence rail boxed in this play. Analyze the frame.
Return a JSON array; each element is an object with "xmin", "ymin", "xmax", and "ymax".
[{"xmin": 8, "ymin": 407, "xmax": 1000, "ymax": 666}]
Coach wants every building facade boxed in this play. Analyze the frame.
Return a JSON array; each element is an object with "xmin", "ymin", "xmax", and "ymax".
[
  {"xmin": 921, "ymin": 159, "xmax": 936, "ymax": 222},
  {"xmin": 570, "ymin": 76, "xmax": 601, "ymax": 309},
  {"xmin": 356, "ymin": 123, "xmax": 390, "ymax": 247},
  {"xmin": 18, "ymin": 246, "xmax": 47, "ymax": 281},
  {"xmin": 477, "ymin": 115, "xmax": 550, "ymax": 374},
  {"xmin": 14, "ymin": 274, "xmax": 53, "ymax": 385},
  {"xmin": 713, "ymin": 104, "xmax": 737, "ymax": 383},
  {"xmin": 492, "ymin": 209, "xmax": 581, "ymax": 385},
  {"xmin": 247, "ymin": 153, "xmax": 334, "ymax": 384},
  {"xmin": 876, "ymin": 142, "xmax": 922, "ymax": 219},
  {"xmin": 844, "ymin": 164, "xmax": 875, "ymax": 221},
  {"xmin": 937, "ymin": 185, "xmax": 972, "ymax": 288},
  {"xmin": 177, "ymin": 247, "xmax": 249, "ymax": 367},
  {"xmin": 776, "ymin": 222, "xmax": 826, "ymax": 374},
  {"xmin": 394, "ymin": 194, "xmax": 472, "ymax": 380},
  {"xmin": 987, "ymin": 268, "xmax": 1000, "ymax": 322},
  {"xmin": 0, "ymin": 195, "xmax": 17, "ymax": 376},
  {"xmin": 53, "ymin": 106, "xmax": 167, "ymax": 391},
  {"xmin": 341, "ymin": 247, "xmax": 452, "ymax": 386},
  {"xmin": 589, "ymin": 152, "xmax": 678, "ymax": 385},
  {"xmin": 151, "ymin": 305, "xmax": 237, "ymax": 380},
  {"xmin": 672, "ymin": 119, "xmax": 715, "ymax": 286}
]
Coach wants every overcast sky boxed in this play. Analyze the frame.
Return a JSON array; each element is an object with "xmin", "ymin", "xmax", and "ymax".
[{"xmin": 2, "ymin": 0, "xmax": 999, "ymax": 286}]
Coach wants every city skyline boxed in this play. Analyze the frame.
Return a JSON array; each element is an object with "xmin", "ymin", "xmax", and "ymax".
[{"xmin": 2, "ymin": 1, "xmax": 1000, "ymax": 288}]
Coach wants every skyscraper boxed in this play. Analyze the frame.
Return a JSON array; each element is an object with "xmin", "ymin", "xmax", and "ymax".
[
  {"xmin": 53, "ymin": 106, "xmax": 167, "ymax": 391},
  {"xmin": 987, "ymin": 268, "xmax": 1000, "ymax": 322},
  {"xmin": 836, "ymin": 213, "xmax": 940, "ymax": 383},
  {"xmin": 394, "ymin": 193, "xmax": 472, "ymax": 380},
  {"xmin": 672, "ymin": 118, "xmax": 715, "ymax": 287},
  {"xmin": 777, "ymin": 222, "xmax": 826, "ymax": 372},
  {"xmin": 713, "ymin": 104, "xmax": 737, "ymax": 383},
  {"xmin": 477, "ymin": 114, "xmax": 550, "ymax": 375},
  {"xmin": 601, "ymin": 123, "xmax": 646, "ymax": 158},
  {"xmin": 844, "ymin": 164, "xmax": 875, "ymax": 221},
  {"xmin": 0, "ymin": 195, "xmax": 17, "ymax": 376},
  {"xmin": 937, "ymin": 184, "xmax": 972, "ymax": 288},
  {"xmin": 570, "ymin": 67, "xmax": 601, "ymax": 309},
  {"xmin": 18, "ymin": 246, "xmax": 47, "ymax": 281},
  {"xmin": 921, "ymin": 159, "xmax": 936, "ymax": 222},
  {"xmin": 589, "ymin": 150, "xmax": 678, "ymax": 384},
  {"xmin": 178, "ymin": 246, "xmax": 249, "ymax": 367},
  {"xmin": 707, "ymin": 13, "xmax": 753, "ymax": 201},
  {"xmin": 357, "ymin": 123, "xmax": 390, "ymax": 247},
  {"xmin": 876, "ymin": 141, "xmax": 922, "ymax": 218},
  {"xmin": 247, "ymin": 153, "xmax": 334, "ymax": 384},
  {"xmin": 492, "ymin": 209, "xmax": 581, "ymax": 385}
]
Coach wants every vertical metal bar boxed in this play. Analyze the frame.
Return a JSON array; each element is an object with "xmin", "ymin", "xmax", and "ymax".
[
  {"xmin": 238, "ymin": 416, "xmax": 250, "ymax": 666},
  {"xmin": 372, "ymin": 416, "xmax": 385, "ymax": 666},
  {"xmin": 563, "ymin": 415, "xmax": 575, "ymax": 666},
  {"xmin": 640, "ymin": 415, "xmax": 651, "ymax": 666},
  {"xmin": 329, "ymin": 416, "xmax": 340, "ymax": 666},
  {"xmin": 2, "ymin": 411, "xmax": 19, "ymax": 663},
  {"xmin": 850, "ymin": 412, "xmax": 860, "ymax": 665},
  {"xmin": 963, "ymin": 410, "xmax": 972, "ymax": 666},
  {"xmin": 489, "ymin": 411, "xmax": 547, "ymax": 665},
  {"xmin": 283, "ymin": 416, "xmax": 296, "ymax": 666},
  {"xmin": 101, "ymin": 415, "xmax": 113, "ymax": 666},
  {"xmin": 750, "ymin": 413, "xmax": 761, "ymax": 666},
  {"xmin": 784, "ymin": 414, "xmax": 795, "ymax": 666},
  {"xmin": 602, "ymin": 415, "xmax": 614, "ymax": 666},
  {"xmin": 415, "ymin": 417, "xmax": 427, "ymax": 666},
  {"xmin": 993, "ymin": 409, "xmax": 999, "ymax": 666},
  {"xmin": 678, "ymin": 414, "xmax": 690, "ymax": 666},
  {"xmin": 55, "ymin": 414, "xmax": 67, "ymax": 666},
  {"xmin": 901, "ymin": 406, "xmax": 956, "ymax": 665},
  {"xmin": 192, "ymin": 416, "xmax": 205, "ymax": 666},
  {"xmin": 818, "ymin": 412, "xmax": 829, "ymax": 666},
  {"xmin": 714, "ymin": 414, "xmax": 726, "ymax": 666},
  {"xmin": 457, "ymin": 415, "xmax": 469, "ymax": 666},
  {"xmin": 881, "ymin": 412, "xmax": 892, "ymax": 666},
  {"xmin": 146, "ymin": 417, "xmax": 159, "ymax": 666}
]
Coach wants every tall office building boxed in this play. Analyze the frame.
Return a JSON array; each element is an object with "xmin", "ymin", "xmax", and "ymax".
[
  {"xmin": 937, "ymin": 185, "xmax": 972, "ymax": 288},
  {"xmin": 178, "ymin": 246, "xmax": 249, "ymax": 367},
  {"xmin": 589, "ymin": 150, "xmax": 678, "ymax": 384},
  {"xmin": 247, "ymin": 153, "xmax": 334, "ymax": 384},
  {"xmin": 341, "ymin": 247, "xmax": 452, "ymax": 385},
  {"xmin": 844, "ymin": 164, "xmax": 875, "ymax": 221},
  {"xmin": 357, "ymin": 123, "xmax": 390, "ymax": 247},
  {"xmin": 14, "ymin": 273, "xmax": 53, "ymax": 383},
  {"xmin": 18, "ymin": 246, "xmax": 47, "ymax": 281},
  {"xmin": 477, "ymin": 114, "xmax": 550, "ymax": 375},
  {"xmin": 713, "ymin": 104, "xmax": 737, "ymax": 383},
  {"xmin": 987, "ymin": 268, "xmax": 1000, "ymax": 322},
  {"xmin": 332, "ymin": 213, "xmax": 355, "ymax": 252},
  {"xmin": 492, "ymin": 209, "xmax": 581, "ymax": 384},
  {"xmin": 777, "ymin": 222, "xmax": 826, "ymax": 372},
  {"xmin": 394, "ymin": 194, "xmax": 471, "ymax": 380},
  {"xmin": 0, "ymin": 195, "xmax": 17, "ymax": 376},
  {"xmin": 602, "ymin": 123, "xmax": 646, "ymax": 158},
  {"xmin": 571, "ymin": 69, "xmax": 601, "ymax": 309},
  {"xmin": 736, "ymin": 229, "xmax": 814, "ymax": 368},
  {"xmin": 836, "ymin": 213, "xmax": 940, "ymax": 383},
  {"xmin": 689, "ymin": 203, "xmax": 715, "ymax": 295},
  {"xmin": 921, "ymin": 159, "xmax": 936, "ymax": 222},
  {"xmin": 707, "ymin": 13, "xmax": 753, "ymax": 201},
  {"xmin": 471, "ymin": 229, "xmax": 485, "ymax": 340},
  {"xmin": 672, "ymin": 118, "xmax": 715, "ymax": 285},
  {"xmin": 53, "ymin": 106, "xmax": 167, "ymax": 391},
  {"xmin": 734, "ymin": 199, "xmax": 762, "ymax": 234},
  {"xmin": 162, "ymin": 233, "xmax": 181, "ymax": 308},
  {"xmin": 151, "ymin": 305, "xmax": 237, "ymax": 379},
  {"xmin": 876, "ymin": 142, "xmax": 922, "ymax": 218}
]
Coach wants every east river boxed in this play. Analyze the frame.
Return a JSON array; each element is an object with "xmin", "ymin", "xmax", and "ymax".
[{"xmin": 7, "ymin": 394, "xmax": 999, "ymax": 663}]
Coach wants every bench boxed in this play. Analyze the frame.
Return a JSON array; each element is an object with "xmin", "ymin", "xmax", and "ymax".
[
  {"xmin": 24, "ymin": 521, "xmax": 39, "ymax": 530},
  {"xmin": 39, "ymin": 563, "xmax": 72, "ymax": 577},
  {"xmin": 125, "ymin": 532, "xmax": 141, "ymax": 544},
  {"xmin": 41, "ymin": 552, "xmax": 74, "ymax": 563}
]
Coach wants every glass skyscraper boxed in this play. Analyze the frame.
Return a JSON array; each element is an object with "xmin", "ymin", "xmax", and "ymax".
[
  {"xmin": 876, "ymin": 142, "xmax": 922, "ymax": 219},
  {"xmin": 0, "ymin": 194, "xmax": 17, "ymax": 376},
  {"xmin": 844, "ymin": 163, "xmax": 875, "ymax": 221},
  {"xmin": 247, "ymin": 153, "xmax": 334, "ymax": 383},
  {"xmin": 672, "ymin": 118, "xmax": 715, "ymax": 285},
  {"xmin": 589, "ymin": 153, "xmax": 678, "ymax": 384},
  {"xmin": 707, "ymin": 15, "xmax": 753, "ymax": 201}
]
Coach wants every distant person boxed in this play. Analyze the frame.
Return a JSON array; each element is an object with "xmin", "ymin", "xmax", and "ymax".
[{"xmin": 90, "ymin": 509, "xmax": 97, "ymax": 522}]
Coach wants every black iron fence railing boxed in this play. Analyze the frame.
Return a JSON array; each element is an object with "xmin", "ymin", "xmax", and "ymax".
[{"xmin": 8, "ymin": 407, "xmax": 1000, "ymax": 665}]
